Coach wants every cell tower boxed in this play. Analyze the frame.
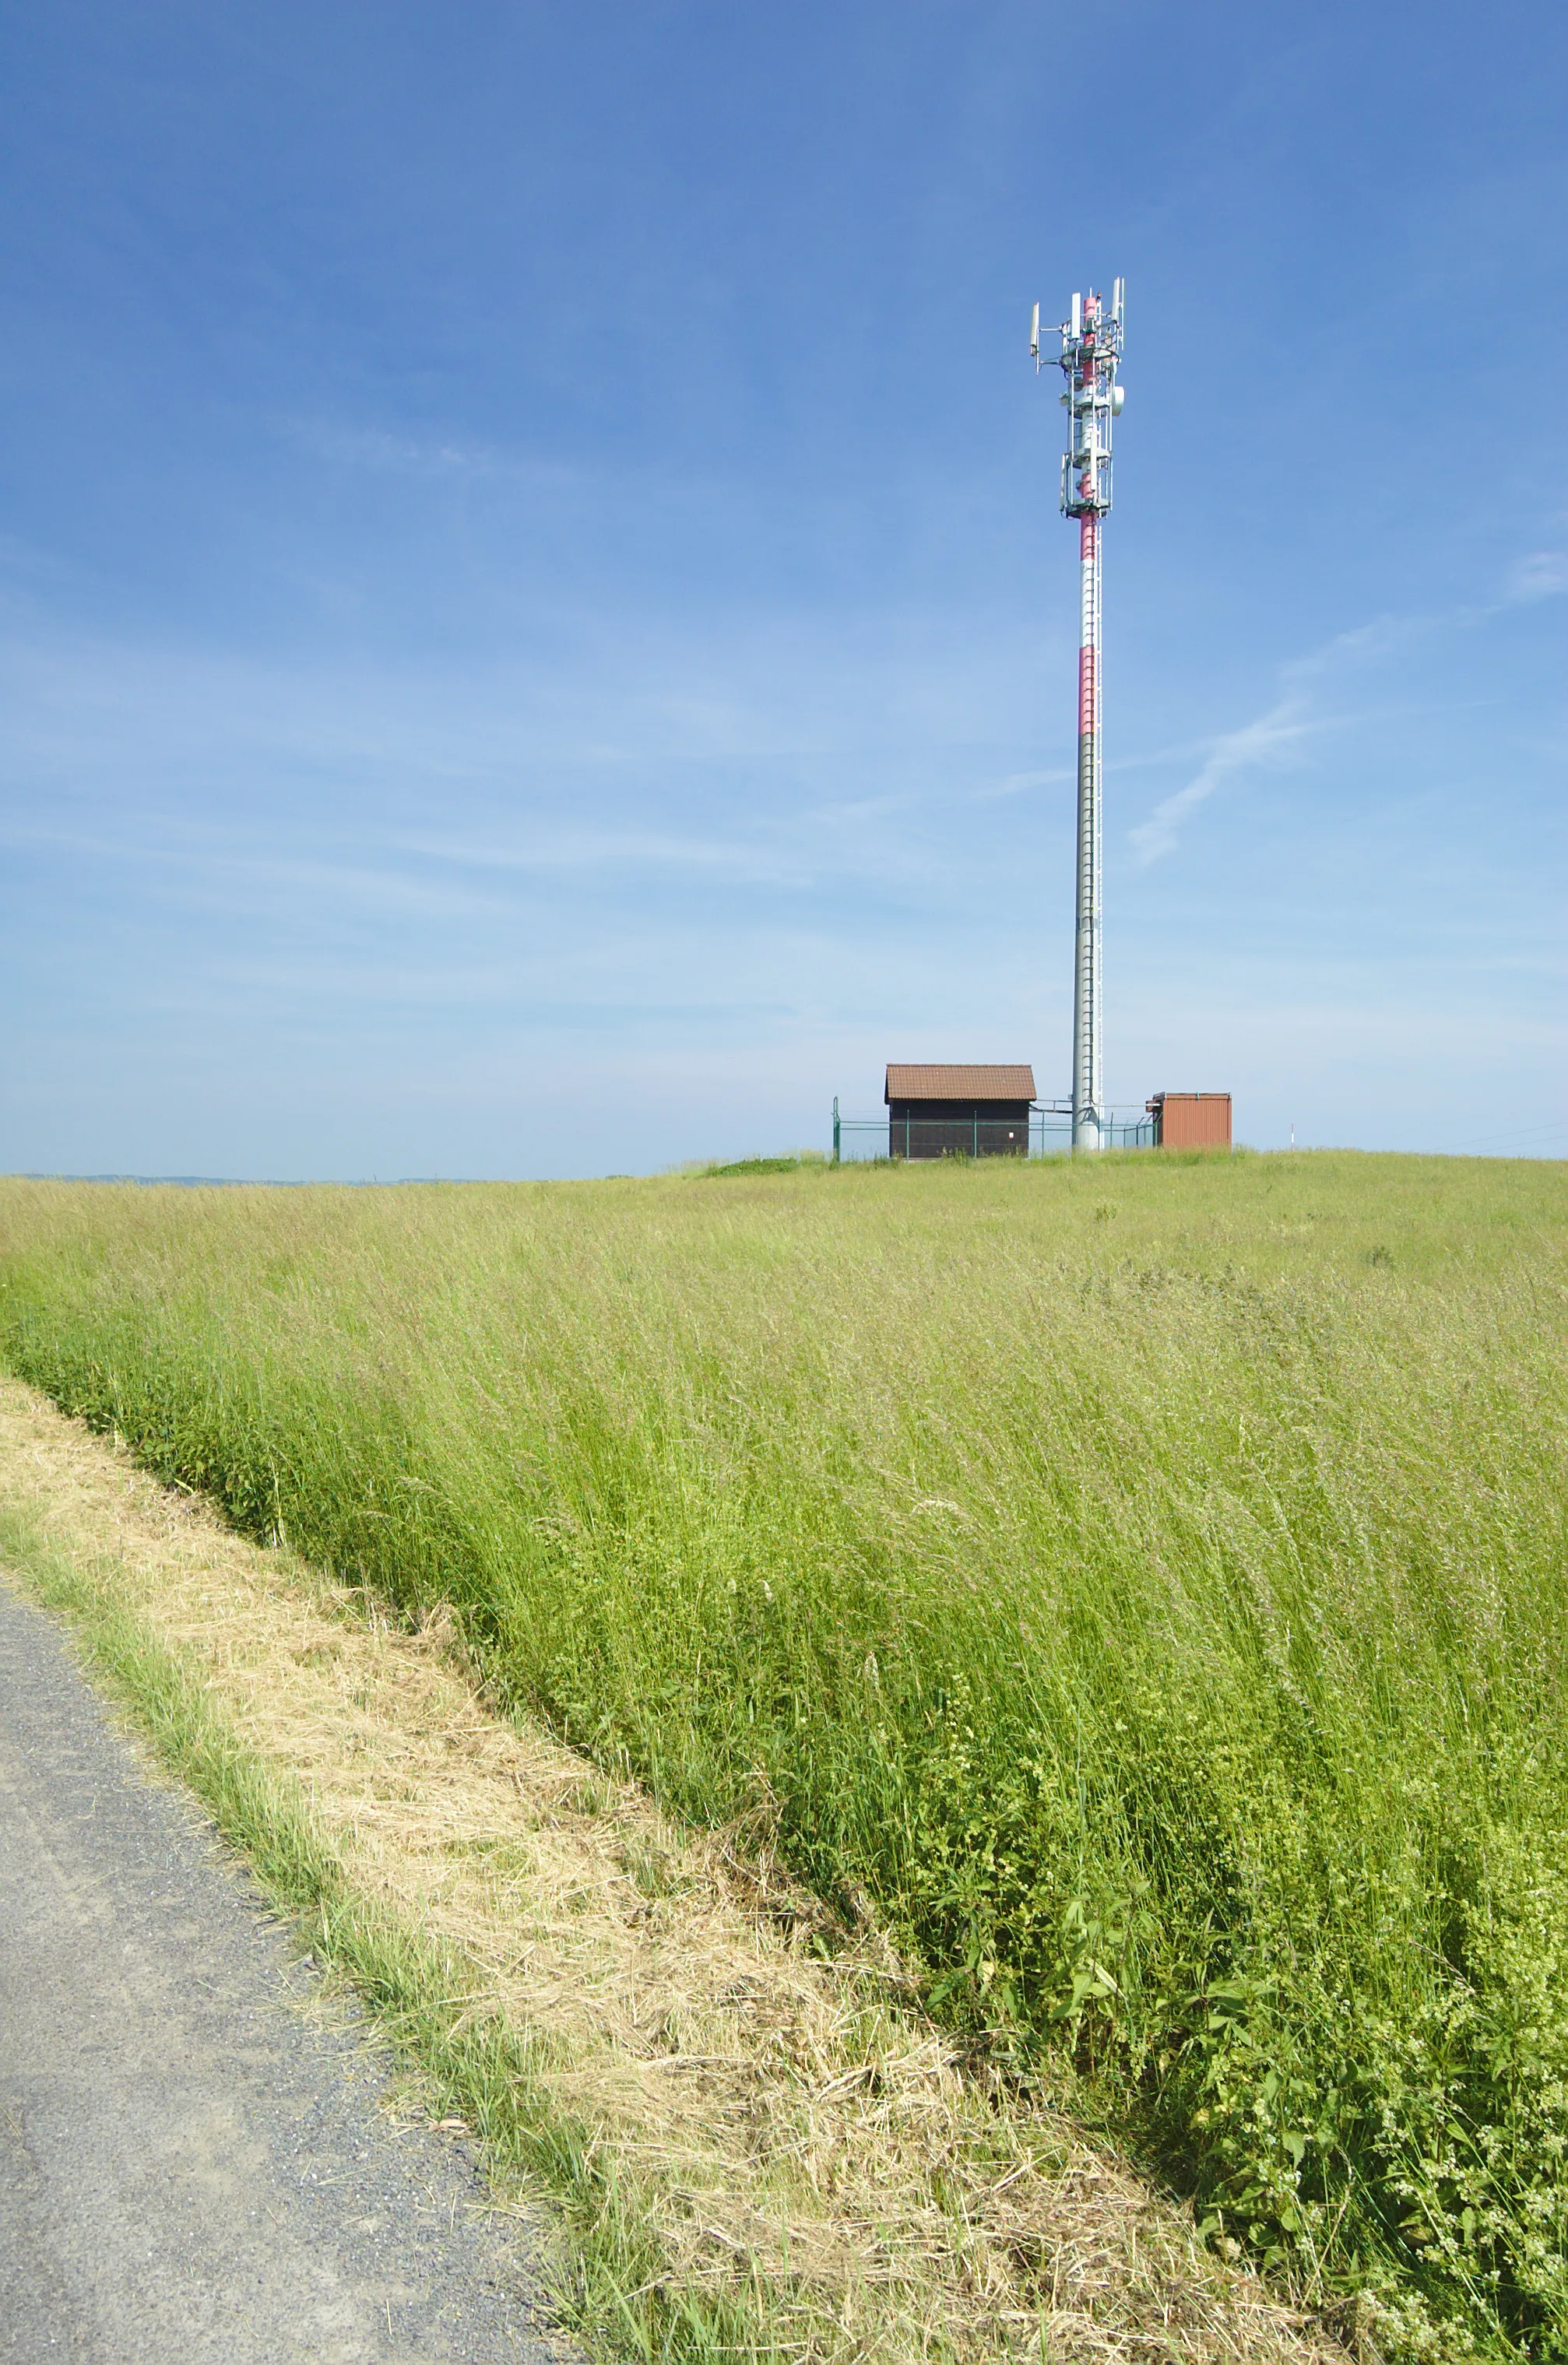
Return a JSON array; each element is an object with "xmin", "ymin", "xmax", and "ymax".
[{"xmin": 1030, "ymin": 279, "xmax": 1125, "ymax": 1151}]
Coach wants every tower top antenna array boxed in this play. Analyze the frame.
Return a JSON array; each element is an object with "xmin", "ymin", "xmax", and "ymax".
[{"xmin": 1030, "ymin": 279, "xmax": 1126, "ymax": 1151}]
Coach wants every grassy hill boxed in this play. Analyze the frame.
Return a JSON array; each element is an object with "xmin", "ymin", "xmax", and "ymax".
[{"xmin": 2, "ymin": 1151, "xmax": 1563, "ymax": 2360}]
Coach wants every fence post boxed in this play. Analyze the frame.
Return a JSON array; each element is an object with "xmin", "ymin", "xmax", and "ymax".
[{"xmin": 832, "ymin": 1095, "xmax": 840, "ymax": 1165}]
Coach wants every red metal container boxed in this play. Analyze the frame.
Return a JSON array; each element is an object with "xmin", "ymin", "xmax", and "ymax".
[{"xmin": 1146, "ymin": 1092, "xmax": 1232, "ymax": 1150}]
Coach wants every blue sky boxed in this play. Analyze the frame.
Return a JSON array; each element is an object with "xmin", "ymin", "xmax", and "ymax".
[{"xmin": 2, "ymin": 1, "xmax": 1563, "ymax": 1176}]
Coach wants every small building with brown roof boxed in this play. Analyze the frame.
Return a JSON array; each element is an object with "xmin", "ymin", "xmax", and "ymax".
[{"xmin": 885, "ymin": 1063, "xmax": 1035, "ymax": 1159}]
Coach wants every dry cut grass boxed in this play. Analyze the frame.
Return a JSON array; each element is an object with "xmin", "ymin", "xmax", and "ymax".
[{"xmin": 0, "ymin": 1371, "xmax": 1354, "ymax": 2365}]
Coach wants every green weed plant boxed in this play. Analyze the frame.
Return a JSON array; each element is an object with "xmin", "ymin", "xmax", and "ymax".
[{"xmin": 1, "ymin": 1153, "xmax": 1563, "ymax": 2360}]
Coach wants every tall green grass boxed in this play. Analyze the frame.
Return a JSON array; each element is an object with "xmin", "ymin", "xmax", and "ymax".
[{"xmin": 2, "ymin": 1154, "xmax": 1563, "ymax": 2360}]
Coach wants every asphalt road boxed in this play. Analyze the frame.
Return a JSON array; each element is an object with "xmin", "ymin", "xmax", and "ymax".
[{"xmin": 0, "ymin": 1579, "xmax": 569, "ymax": 2363}]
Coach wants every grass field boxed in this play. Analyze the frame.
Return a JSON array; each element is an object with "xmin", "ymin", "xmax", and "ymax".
[{"xmin": 1, "ymin": 1151, "xmax": 1563, "ymax": 2360}]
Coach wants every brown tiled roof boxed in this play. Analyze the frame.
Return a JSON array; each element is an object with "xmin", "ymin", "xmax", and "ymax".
[{"xmin": 884, "ymin": 1063, "xmax": 1036, "ymax": 1103}]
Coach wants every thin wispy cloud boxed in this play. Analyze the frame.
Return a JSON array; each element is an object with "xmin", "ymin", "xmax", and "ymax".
[
  {"xmin": 1125, "ymin": 571, "xmax": 1559, "ymax": 868},
  {"xmin": 276, "ymin": 417, "xmax": 505, "ymax": 477},
  {"xmin": 1505, "ymin": 550, "xmax": 1568, "ymax": 604},
  {"xmin": 392, "ymin": 827, "xmax": 814, "ymax": 887},
  {"xmin": 1129, "ymin": 698, "xmax": 1310, "ymax": 865},
  {"xmin": 983, "ymin": 767, "xmax": 1073, "ymax": 800},
  {"xmin": 1125, "ymin": 613, "xmax": 1421, "ymax": 866}
]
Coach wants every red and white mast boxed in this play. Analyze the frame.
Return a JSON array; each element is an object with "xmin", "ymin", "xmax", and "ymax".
[{"xmin": 1032, "ymin": 279, "xmax": 1125, "ymax": 1151}]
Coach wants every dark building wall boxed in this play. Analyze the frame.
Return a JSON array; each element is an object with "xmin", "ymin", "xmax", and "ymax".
[{"xmin": 887, "ymin": 1100, "xmax": 1031, "ymax": 1159}]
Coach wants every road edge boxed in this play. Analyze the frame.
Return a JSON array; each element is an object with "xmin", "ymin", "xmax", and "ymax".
[{"xmin": 0, "ymin": 1497, "xmax": 776, "ymax": 2365}]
